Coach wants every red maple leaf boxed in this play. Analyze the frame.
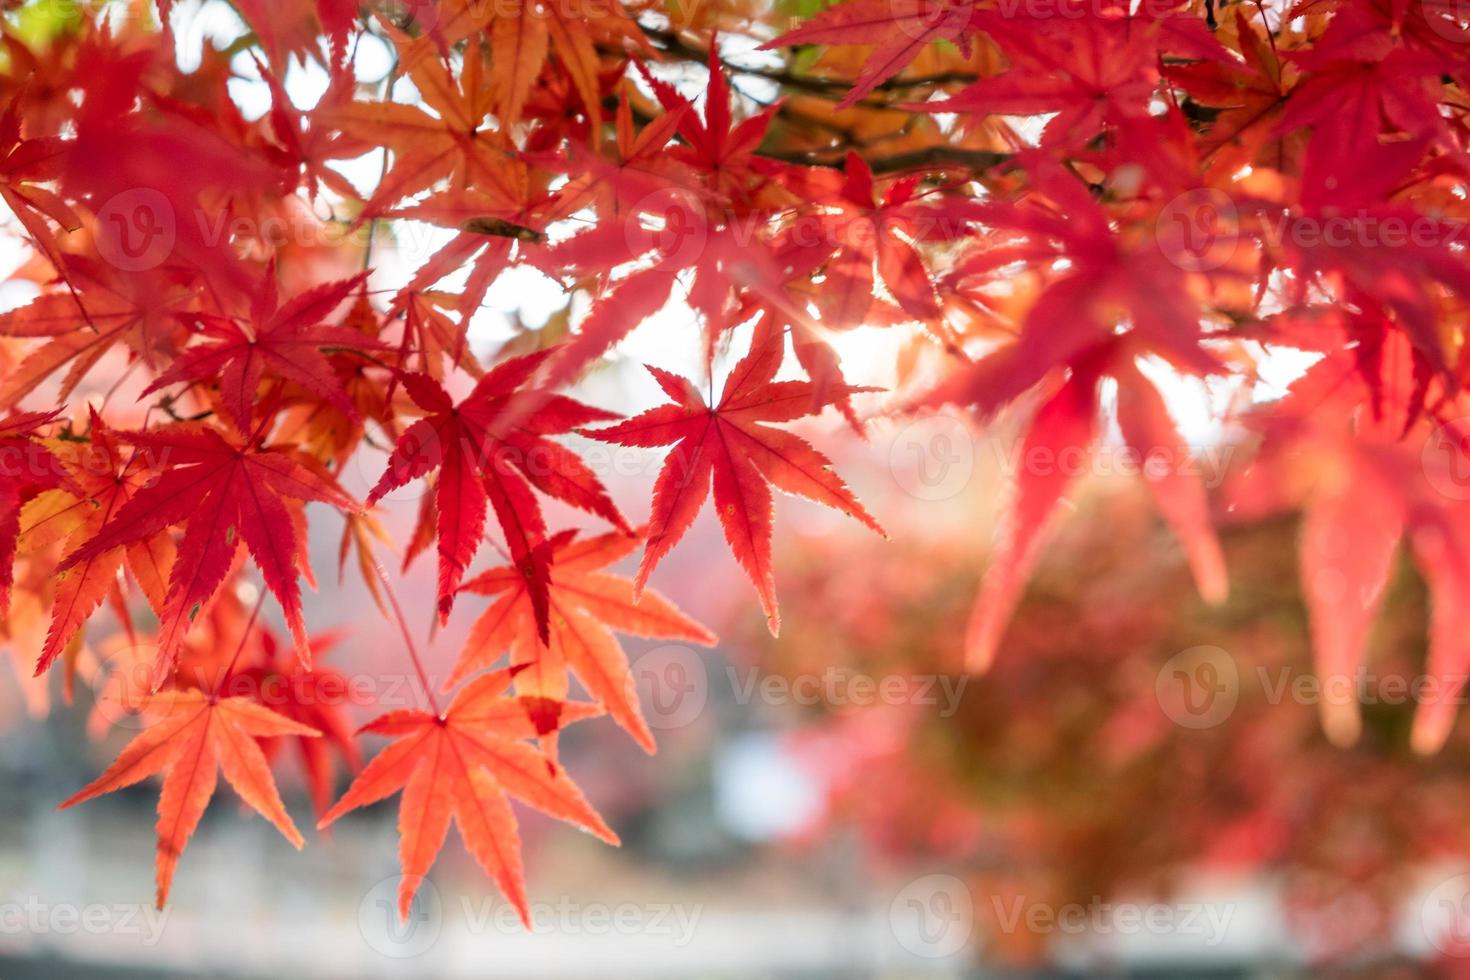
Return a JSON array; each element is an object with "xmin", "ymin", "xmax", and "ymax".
[
  {"xmin": 319, "ymin": 26, "xmax": 522, "ymax": 216},
  {"xmin": 764, "ymin": 0, "xmax": 982, "ymax": 108},
  {"xmin": 1228, "ymin": 330, "xmax": 1470, "ymax": 753},
  {"xmin": 0, "ymin": 254, "xmax": 194, "ymax": 411},
  {"xmin": 540, "ymin": 45, "xmax": 800, "ymax": 389},
  {"xmin": 950, "ymin": 341, "xmax": 1228, "ymax": 672},
  {"xmin": 918, "ymin": 9, "xmax": 1227, "ymax": 151},
  {"xmin": 58, "ymin": 423, "xmax": 358, "ymax": 682},
  {"xmin": 23, "ymin": 411, "xmax": 174, "ymax": 676},
  {"xmin": 143, "ymin": 266, "xmax": 379, "ymax": 432},
  {"xmin": 477, "ymin": 0, "xmax": 644, "ymax": 127},
  {"xmin": 804, "ymin": 151, "xmax": 961, "ymax": 325},
  {"xmin": 1163, "ymin": 9, "xmax": 1294, "ymax": 175},
  {"xmin": 0, "ymin": 92, "xmax": 80, "ymax": 262},
  {"xmin": 366, "ymin": 352, "xmax": 630, "ymax": 636},
  {"xmin": 585, "ymin": 319, "xmax": 884, "ymax": 635}
]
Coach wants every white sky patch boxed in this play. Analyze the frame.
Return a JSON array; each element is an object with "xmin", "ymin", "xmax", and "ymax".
[
  {"xmin": 1135, "ymin": 355, "xmax": 1239, "ymax": 450},
  {"xmin": 1251, "ymin": 345, "xmax": 1322, "ymax": 403},
  {"xmin": 713, "ymin": 732, "xmax": 823, "ymax": 842},
  {"xmin": 171, "ymin": 0, "xmax": 244, "ymax": 73},
  {"xmin": 351, "ymin": 31, "xmax": 394, "ymax": 83}
]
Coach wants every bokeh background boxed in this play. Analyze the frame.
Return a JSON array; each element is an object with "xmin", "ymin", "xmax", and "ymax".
[
  {"xmin": 8, "ymin": 393, "xmax": 1470, "ymax": 978},
  {"xmin": 5, "ymin": 2, "xmax": 1470, "ymax": 977}
]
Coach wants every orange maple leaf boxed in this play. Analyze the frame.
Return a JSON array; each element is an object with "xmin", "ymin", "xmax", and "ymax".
[
  {"xmin": 450, "ymin": 527, "xmax": 718, "ymax": 753},
  {"xmin": 318, "ymin": 667, "xmax": 617, "ymax": 923},
  {"xmin": 59, "ymin": 689, "xmax": 320, "ymax": 908}
]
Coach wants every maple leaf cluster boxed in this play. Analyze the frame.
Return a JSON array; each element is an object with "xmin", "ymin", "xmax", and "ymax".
[{"xmin": 0, "ymin": 0, "xmax": 1468, "ymax": 931}]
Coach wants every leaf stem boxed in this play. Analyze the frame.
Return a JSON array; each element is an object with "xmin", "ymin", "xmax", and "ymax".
[
  {"xmin": 368, "ymin": 554, "xmax": 443, "ymax": 715},
  {"xmin": 213, "ymin": 589, "xmax": 267, "ymax": 697}
]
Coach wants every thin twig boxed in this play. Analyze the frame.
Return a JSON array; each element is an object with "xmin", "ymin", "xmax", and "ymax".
[
  {"xmin": 368, "ymin": 554, "xmax": 443, "ymax": 715},
  {"xmin": 213, "ymin": 590, "xmax": 268, "ymax": 697}
]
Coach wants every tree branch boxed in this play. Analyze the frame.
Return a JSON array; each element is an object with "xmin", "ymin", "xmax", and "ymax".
[
  {"xmin": 631, "ymin": 25, "xmax": 978, "ymax": 103},
  {"xmin": 759, "ymin": 144, "xmax": 1012, "ymax": 175}
]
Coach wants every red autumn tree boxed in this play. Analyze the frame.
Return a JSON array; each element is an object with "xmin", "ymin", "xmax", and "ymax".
[{"xmin": 2, "ymin": 0, "xmax": 1469, "ymax": 934}]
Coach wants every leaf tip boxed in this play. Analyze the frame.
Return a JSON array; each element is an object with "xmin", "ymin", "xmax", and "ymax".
[{"xmin": 1321, "ymin": 699, "xmax": 1362, "ymax": 748}]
